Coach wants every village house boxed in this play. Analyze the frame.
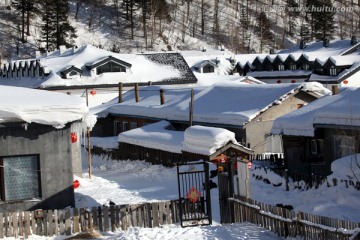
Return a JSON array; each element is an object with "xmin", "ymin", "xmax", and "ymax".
[
  {"xmin": 0, "ymin": 45, "xmax": 197, "ymax": 92},
  {"xmin": 271, "ymin": 86, "xmax": 360, "ymax": 176},
  {"xmin": 95, "ymin": 82, "xmax": 330, "ymax": 156},
  {"xmin": 234, "ymin": 38, "xmax": 360, "ymax": 88},
  {"xmin": 117, "ymin": 120, "xmax": 253, "ymax": 166},
  {"xmin": 0, "ymin": 86, "xmax": 92, "ymax": 212}
]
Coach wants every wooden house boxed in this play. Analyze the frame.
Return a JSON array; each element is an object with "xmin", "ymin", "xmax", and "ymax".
[
  {"xmin": 0, "ymin": 86, "xmax": 89, "ymax": 212},
  {"xmin": 272, "ymin": 87, "xmax": 360, "ymax": 176},
  {"xmin": 97, "ymin": 82, "xmax": 330, "ymax": 156}
]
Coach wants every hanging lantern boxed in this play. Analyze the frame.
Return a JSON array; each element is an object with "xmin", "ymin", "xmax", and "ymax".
[
  {"xmin": 291, "ymin": 80, "xmax": 296, "ymax": 83},
  {"xmin": 71, "ymin": 132, "xmax": 78, "ymax": 143},
  {"xmin": 90, "ymin": 90, "xmax": 96, "ymax": 96},
  {"xmin": 276, "ymin": 80, "xmax": 281, "ymax": 84},
  {"xmin": 248, "ymin": 161, "xmax": 253, "ymax": 169},
  {"xmin": 211, "ymin": 154, "xmax": 229, "ymax": 164},
  {"xmin": 343, "ymin": 80, "xmax": 349, "ymax": 85},
  {"xmin": 73, "ymin": 180, "xmax": 80, "ymax": 189}
]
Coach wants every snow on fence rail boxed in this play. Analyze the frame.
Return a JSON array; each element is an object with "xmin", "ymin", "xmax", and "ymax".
[
  {"xmin": 229, "ymin": 196, "xmax": 360, "ymax": 240},
  {"xmin": 0, "ymin": 200, "xmax": 179, "ymax": 238}
]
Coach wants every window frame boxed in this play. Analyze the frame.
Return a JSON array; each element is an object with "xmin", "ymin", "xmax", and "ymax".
[{"xmin": 0, "ymin": 154, "xmax": 42, "ymax": 201}]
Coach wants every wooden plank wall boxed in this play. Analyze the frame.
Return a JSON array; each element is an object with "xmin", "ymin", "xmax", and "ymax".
[
  {"xmin": 230, "ymin": 196, "xmax": 360, "ymax": 240},
  {"xmin": 0, "ymin": 200, "xmax": 179, "ymax": 239}
]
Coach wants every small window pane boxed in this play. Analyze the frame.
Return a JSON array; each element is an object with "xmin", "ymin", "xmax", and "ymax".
[{"xmin": 3, "ymin": 155, "xmax": 40, "ymax": 201}]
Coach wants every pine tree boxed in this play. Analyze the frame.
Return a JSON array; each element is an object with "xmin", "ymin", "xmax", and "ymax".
[
  {"xmin": 40, "ymin": 0, "xmax": 77, "ymax": 51},
  {"xmin": 257, "ymin": 12, "xmax": 273, "ymax": 53},
  {"xmin": 306, "ymin": 0, "xmax": 335, "ymax": 40}
]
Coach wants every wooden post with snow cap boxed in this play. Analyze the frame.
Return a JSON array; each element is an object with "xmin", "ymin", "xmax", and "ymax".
[
  {"xmin": 160, "ymin": 89, "xmax": 165, "ymax": 105},
  {"xmin": 85, "ymin": 89, "xmax": 89, "ymax": 106},
  {"xmin": 135, "ymin": 83, "xmax": 139, "ymax": 102},
  {"xmin": 332, "ymin": 85, "xmax": 338, "ymax": 95},
  {"xmin": 189, "ymin": 89, "xmax": 194, "ymax": 126},
  {"xmin": 87, "ymin": 127, "xmax": 92, "ymax": 179},
  {"xmin": 118, "ymin": 82, "xmax": 123, "ymax": 103}
]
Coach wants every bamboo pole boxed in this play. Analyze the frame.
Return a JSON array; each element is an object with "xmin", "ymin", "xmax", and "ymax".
[
  {"xmin": 87, "ymin": 127, "xmax": 92, "ymax": 179},
  {"xmin": 135, "ymin": 83, "xmax": 139, "ymax": 102},
  {"xmin": 160, "ymin": 89, "xmax": 165, "ymax": 105},
  {"xmin": 189, "ymin": 89, "xmax": 194, "ymax": 126}
]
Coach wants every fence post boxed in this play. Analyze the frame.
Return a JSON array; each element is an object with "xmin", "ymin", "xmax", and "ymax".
[{"xmin": 285, "ymin": 169, "xmax": 289, "ymax": 191}]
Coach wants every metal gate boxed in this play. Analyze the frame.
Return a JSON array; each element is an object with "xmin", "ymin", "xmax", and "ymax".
[{"xmin": 177, "ymin": 161, "xmax": 212, "ymax": 227}]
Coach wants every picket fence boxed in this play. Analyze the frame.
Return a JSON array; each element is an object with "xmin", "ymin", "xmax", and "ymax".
[
  {"xmin": 229, "ymin": 196, "xmax": 360, "ymax": 240},
  {"xmin": 0, "ymin": 200, "xmax": 179, "ymax": 238}
]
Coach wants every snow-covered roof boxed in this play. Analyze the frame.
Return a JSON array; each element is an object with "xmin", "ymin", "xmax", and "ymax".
[
  {"xmin": 0, "ymin": 86, "xmax": 89, "ymax": 127},
  {"xmin": 0, "ymin": 45, "xmax": 197, "ymax": 88},
  {"xmin": 181, "ymin": 49, "xmax": 235, "ymax": 75},
  {"xmin": 118, "ymin": 121, "xmax": 184, "ymax": 153},
  {"xmin": 271, "ymin": 87, "xmax": 360, "ymax": 137},
  {"xmin": 101, "ymin": 82, "xmax": 330, "ymax": 127},
  {"xmin": 118, "ymin": 121, "xmax": 249, "ymax": 156},
  {"xmin": 182, "ymin": 125, "xmax": 240, "ymax": 155}
]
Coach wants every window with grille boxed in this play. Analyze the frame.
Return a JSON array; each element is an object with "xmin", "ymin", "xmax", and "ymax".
[
  {"xmin": 0, "ymin": 155, "xmax": 41, "ymax": 201},
  {"xmin": 96, "ymin": 62, "xmax": 126, "ymax": 75}
]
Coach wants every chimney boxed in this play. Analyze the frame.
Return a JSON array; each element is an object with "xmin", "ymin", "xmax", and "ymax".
[
  {"xmin": 323, "ymin": 39, "xmax": 330, "ymax": 47},
  {"xmin": 300, "ymin": 40, "xmax": 307, "ymax": 49},
  {"xmin": 35, "ymin": 50, "xmax": 41, "ymax": 58},
  {"xmin": 351, "ymin": 36, "xmax": 357, "ymax": 45},
  {"xmin": 59, "ymin": 45, "xmax": 66, "ymax": 55},
  {"xmin": 332, "ymin": 85, "xmax": 338, "ymax": 95}
]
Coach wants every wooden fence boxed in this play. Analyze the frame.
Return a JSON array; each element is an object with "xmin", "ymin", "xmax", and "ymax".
[
  {"xmin": 229, "ymin": 196, "xmax": 360, "ymax": 240},
  {"xmin": 0, "ymin": 200, "xmax": 179, "ymax": 239}
]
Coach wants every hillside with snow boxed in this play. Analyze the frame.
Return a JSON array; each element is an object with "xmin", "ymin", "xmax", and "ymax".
[{"xmin": 1, "ymin": 0, "xmax": 360, "ymax": 61}]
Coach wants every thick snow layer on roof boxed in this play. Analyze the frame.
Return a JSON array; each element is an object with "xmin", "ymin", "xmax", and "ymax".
[
  {"xmin": 117, "ymin": 121, "xmax": 242, "ymax": 156},
  {"xmin": 101, "ymin": 82, "xmax": 328, "ymax": 126},
  {"xmin": 272, "ymin": 87, "xmax": 360, "ymax": 136},
  {"xmin": 279, "ymin": 39, "xmax": 356, "ymax": 57},
  {"xmin": 181, "ymin": 49, "xmax": 235, "ymax": 75},
  {"xmin": 0, "ymin": 86, "xmax": 89, "ymax": 127},
  {"xmin": 118, "ymin": 121, "xmax": 184, "ymax": 153},
  {"xmin": 38, "ymin": 45, "xmax": 181, "ymax": 87},
  {"xmin": 182, "ymin": 125, "xmax": 238, "ymax": 155}
]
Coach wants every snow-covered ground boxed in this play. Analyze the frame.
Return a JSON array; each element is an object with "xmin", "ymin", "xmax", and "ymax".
[{"xmin": 7, "ymin": 138, "xmax": 360, "ymax": 239}]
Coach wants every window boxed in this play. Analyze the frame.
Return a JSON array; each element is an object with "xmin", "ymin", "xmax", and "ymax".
[
  {"xmin": 0, "ymin": 155, "xmax": 41, "ymax": 201},
  {"xmin": 122, "ymin": 121, "xmax": 129, "ymax": 132},
  {"xmin": 302, "ymin": 64, "xmax": 309, "ymax": 70},
  {"xmin": 334, "ymin": 136, "xmax": 355, "ymax": 159},
  {"xmin": 114, "ymin": 120, "xmax": 121, "ymax": 135},
  {"xmin": 203, "ymin": 65, "xmax": 215, "ymax": 73},
  {"xmin": 96, "ymin": 61, "xmax": 126, "ymax": 75},
  {"xmin": 290, "ymin": 64, "xmax": 297, "ymax": 70},
  {"xmin": 69, "ymin": 71, "xmax": 78, "ymax": 76},
  {"xmin": 129, "ymin": 122, "xmax": 137, "ymax": 130},
  {"xmin": 329, "ymin": 67, "xmax": 337, "ymax": 76},
  {"xmin": 278, "ymin": 64, "xmax": 285, "ymax": 71}
]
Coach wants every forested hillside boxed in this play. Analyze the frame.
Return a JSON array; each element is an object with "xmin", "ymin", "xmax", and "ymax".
[{"xmin": 0, "ymin": 0, "xmax": 359, "ymax": 62}]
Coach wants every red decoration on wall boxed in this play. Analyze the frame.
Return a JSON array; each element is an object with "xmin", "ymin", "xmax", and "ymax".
[
  {"xmin": 71, "ymin": 132, "xmax": 78, "ymax": 143},
  {"xmin": 90, "ymin": 90, "xmax": 96, "ymax": 96},
  {"xmin": 73, "ymin": 180, "xmax": 80, "ymax": 189},
  {"xmin": 291, "ymin": 80, "xmax": 296, "ymax": 83},
  {"xmin": 343, "ymin": 80, "xmax": 349, "ymax": 84},
  {"xmin": 276, "ymin": 80, "xmax": 281, "ymax": 84}
]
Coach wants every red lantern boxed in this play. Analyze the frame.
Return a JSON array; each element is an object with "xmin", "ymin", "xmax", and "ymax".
[
  {"xmin": 248, "ymin": 161, "xmax": 253, "ymax": 169},
  {"xmin": 90, "ymin": 90, "xmax": 96, "ymax": 96},
  {"xmin": 291, "ymin": 80, "xmax": 296, "ymax": 83},
  {"xmin": 73, "ymin": 180, "xmax": 80, "ymax": 189},
  {"xmin": 343, "ymin": 80, "xmax": 348, "ymax": 85},
  {"xmin": 276, "ymin": 80, "xmax": 281, "ymax": 84},
  {"xmin": 211, "ymin": 154, "xmax": 229, "ymax": 164},
  {"xmin": 71, "ymin": 132, "xmax": 78, "ymax": 143}
]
